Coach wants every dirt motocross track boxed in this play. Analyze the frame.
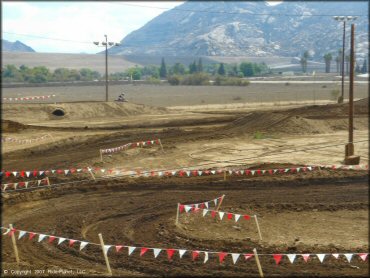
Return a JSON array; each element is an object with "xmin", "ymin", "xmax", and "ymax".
[{"xmin": 1, "ymin": 99, "xmax": 369, "ymax": 277}]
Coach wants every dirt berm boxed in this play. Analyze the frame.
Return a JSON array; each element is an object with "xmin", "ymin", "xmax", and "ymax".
[
  {"xmin": 2, "ymin": 102, "xmax": 168, "ymax": 123},
  {"xmin": 224, "ymin": 98, "xmax": 369, "ymax": 135}
]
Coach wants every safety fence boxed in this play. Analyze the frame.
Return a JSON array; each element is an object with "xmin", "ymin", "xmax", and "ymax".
[
  {"xmin": 1, "ymin": 225, "xmax": 368, "ymax": 277},
  {"xmin": 2, "ymin": 134, "xmax": 53, "ymax": 144},
  {"xmin": 2, "ymin": 94, "xmax": 56, "ymax": 101}
]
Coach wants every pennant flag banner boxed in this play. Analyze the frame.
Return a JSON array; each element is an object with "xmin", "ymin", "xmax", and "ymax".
[
  {"xmin": 2, "ymin": 95, "xmax": 56, "ymax": 102},
  {"xmin": 1, "ymin": 164, "xmax": 368, "ymax": 183},
  {"xmin": 101, "ymin": 139, "xmax": 161, "ymax": 154},
  {"xmin": 1, "ymin": 178, "xmax": 49, "ymax": 192},
  {"xmin": 179, "ymin": 195, "xmax": 224, "ymax": 212},
  {"xmin": 0, "ymin": 227, "xmax": 368, "ymax": 268},
  {"xmin": 2, "ymin": 134, "xmax": 52, "ymax": 144},
  {"xmin": 184, "ymin": 207, "xmax": 253, "ymax": 224}
]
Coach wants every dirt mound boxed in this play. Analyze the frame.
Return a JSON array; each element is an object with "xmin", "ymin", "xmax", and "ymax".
[
  {"xmin": 2, "ymin": 102, "xmax": 168, "ymax": 124},
  {"xmin": 226, "ymin": 98, "xmax": 369, "ymax": 135},
  {"xmin": 1, "ymin": 120, "xmax": 27, "ymax": 133}
]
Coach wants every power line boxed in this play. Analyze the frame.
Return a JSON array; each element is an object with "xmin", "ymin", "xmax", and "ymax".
[{"xmin": 3, "ymin": 31, "xmax": 91, "ymax": 44}]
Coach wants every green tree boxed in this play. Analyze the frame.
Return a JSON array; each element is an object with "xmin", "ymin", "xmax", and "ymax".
[
  {"xmin": 171, "ymin": 63, "xmax": 185, "ymax": 75},
  {"xmin": 189, "ymin": 61, "xmax": 197, "ymax": 74},
  {"xmin": 217, "ymin": 63, "xmax": 226, "ymax": 75},
  {"xmin": 239, "ymin": 62, "xmax": 255, "ymax": 77},
  {"xmin": 159, "ymin": 57, "xmax": 167, "ymax": 78},
  {"xmin": 361, "ymin": 59, "xmax": 368, "ymax": 73},
  {"xmin": 323, "ymin": 53, "xmax": 332, "ymax": 73},
  {"xmin": 197, "ymin": 58, "xmax": 203, "ymax": 72}
]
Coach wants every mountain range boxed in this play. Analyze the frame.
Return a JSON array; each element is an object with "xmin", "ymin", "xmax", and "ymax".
[
  {"xmin": 2, "ymin": 39, "xmax": 35, "ymax": 53},
  {"xmin": 110, "ymin": 1, "xmax": 368, "ymax": 60}
]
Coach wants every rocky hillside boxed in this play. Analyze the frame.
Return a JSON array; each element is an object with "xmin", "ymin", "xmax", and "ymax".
[
  {"xmin": 2, "ymin": 39, "xmax": 35, "ymax": 52},
  {"xmin": 110, "ymin": 1, "xmax": 368, "ymax": 60}
]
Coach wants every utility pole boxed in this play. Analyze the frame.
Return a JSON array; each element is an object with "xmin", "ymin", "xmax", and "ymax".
[
  {"xmin": 93, "ymin": 36, "xmax": 120, "ymax": 102},
  {"xmin": 344, "ymin": 23, "xmax": 360, "ymax": 165}
]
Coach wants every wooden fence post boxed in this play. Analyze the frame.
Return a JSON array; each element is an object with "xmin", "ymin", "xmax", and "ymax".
[
  {"xmin": 175, "ymin": 203, "xmax": 180, "ymax": 225},
  {"xmin": 253, "ymin": 248, "xmax": 264, "ymax": 278},
  {"xmin": 223, "ymin": 170, "xmax": 227, "ymax": 181},
  {"xmin": 9, "ymin": 224, "xmax": 20, "ymax": 264},
  {"xmin": 98, "ymin": 233, "xmax": 112, "ymax": 276},
  {"xmin": 159, "ymin": 139, "xmax": 165, "ymax": 153},
  {"xmin": 254, "ymin": 215, "xmax": 263, "ymax": 241},
  {"xmin": 215, "ymin": 194, "xmax": 225, "ymax": 211},
  {"xmin": 88, "ymin": 168, "xmax": 96, "ymax": 181},
  {"xmin": 100, "ymin": 150, "xmax": 103, "ymax": 162},
  {"xmin": 46, "ymin": 177, "xmax": 51, "ymax": 186}
]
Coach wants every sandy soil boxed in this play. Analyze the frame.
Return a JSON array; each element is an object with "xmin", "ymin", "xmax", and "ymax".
[{"xmin": 1, "ymin": 97, "xmax": 369, "ymax": 277}]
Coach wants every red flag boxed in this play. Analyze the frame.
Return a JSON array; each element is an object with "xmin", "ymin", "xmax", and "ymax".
[
  {"xmin": 151, "ymin": 171, "xmax": 156, "ymax": 177},
  {"xmin": 192, "ymin": 251, "xmax": 200, "ymax": 261},
  {"xmin": 140, "ymin": 247, "xmax": 148, "ymax": 256},
  {"xmin": 20, "ymin": 171, "xmax": 25, "ymax": 177},
  {"xmin": 69, "ymin": 239, "xmax": 76, "ymax": 247},
  {"xmin": 219, "ymin": 252, "xmax": 228, "ymax": 263},
  {"xmin": 116, "ymin": 245, "xmax": 123, "ymax": 252},
  {"xmin": 179, "ymin": 171, "xmax": 184, "ymax": 177},
  {"xmin": 211, "ymin": 211, "xmax": 217, "ymax": 218},
  {"xmin": 303, "ymin": 167, "xmax": 307, "ymax": 172},
  {"xmin": 5, "ymin": 171, "xmax": 11, "ymax": 178},
  {"xmin": 179, "ymin": 205, "xmax": 185, "ymax": 213},
  {"xmin": 273, "ymin": 254, "xmax": 283, "ymax": 265},
  {"xmin": 29, "ymin": 232, "xmax": 36, "ymax": 240},
  {"xmin": 167, "ymin": 249, "xmax": 175, "ymax": 261},
  {"xmin": 33, "ymin": 170, "xmax": 38, "ymax": 177},
  {"xmin": 48, "ymin": 236, "xmax": 56, "ymax": 243},
  {"xmin": 268, "ymin": 169, "xmax": 273, "ymax": 175},
  {"xmin": 57, "ymin": 169, "xmax": 63, "ymax": 174},
  {"xmin": 156, "ymin": 139, "xmax": 160, "ymax": 144},
  {"xmin": 200, "ymin": 203, "xmax": 205, "ymax": 209},
  {"xmin": 245, "ymin": 170, "xmax": 251, "ymax": 175},
  {"xmin": 70, "ymin": 168, "xmax": 76, "ymax": 173},
  {"xmin": 8, "ymin": 229, "xmax": 16, "ymax": 237},
  {"xmin": 18, "ymin": 182, "xmax": 25, "ymax": 187},
  {"xmin": 291, "ymin": 168, "xmax": 296, "ymax": 172},
  {"xmin": 192, "ymin": 170, "xmax": 198, "ymax": 176},
  {"xmin": 243, "ymin": 215, "xmax": 251, "ymax": 220},
  {"xmin": 358, "ymin": 253, "xmax": 368, "ymax": 261},
  {"xmin": 227, "ymin": 213, "xmax": 233, "ymax": 220},
  {"xmin": 279, "ymin": 169, "xmax": 284, "ymax": 173},
  {"xmin": 244, "ymin": 254, "xmax": 253, "ymax": 260},
  {"xmin": 302, "ymin": 254, "xmax": 310, "ymax": 262},
  {"xmin": 257, "ymin": 169, "xmax": 261, "ymax": 175}
]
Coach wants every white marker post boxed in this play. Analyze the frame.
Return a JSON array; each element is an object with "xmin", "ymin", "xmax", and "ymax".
[
  {"xmin": 215, "ymin": 194, "xmax": 225, "ymax": 211},
  {"xmin": 253, "ymin": 248, "xmax": 264, "ymax": 278},
  {"xmin": 88, "ymin": 168, "xmax": 96, "ymax": 181},
  {"xmin": 175, "ymin": 203, "xmax": 180, "ymax": 225},
  {"xmin": 223, "ymin": 170, "xmax": 227, "ymax": 181},
  {"xmin": 98, "ymin": 233, "xmax": 112, "ymax": 276},
  {"xmin": 9, "ymin": 224, "xmax": 20, "ymax": 264},
  {"xmin": 254, "ymin": 215, "xmax": 263, "ymax": 241},
  {"xmin": 100, "ymin": 150, "xmax": 103, "ymax": 162},
  {"xmin": 159, "ymin": 139, "xmax": 165, "ymax": 153},
  {"xmin": 46, "ymin": 177, "xmax": 51, "ymax": 186}
]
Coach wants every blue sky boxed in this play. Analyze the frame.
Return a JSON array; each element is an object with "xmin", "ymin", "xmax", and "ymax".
[{"xmin": 2, "ymin": 1, "xmax": 282, "ymax": 54}]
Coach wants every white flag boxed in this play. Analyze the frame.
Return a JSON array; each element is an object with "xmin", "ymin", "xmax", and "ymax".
[
  {"xmin": 128, "ymin": 246, "xmax": 136, "ymax": 256},
  {"xmin": 205, "ymin": 202, "xmax": 209, "ymax": 209},
  {"xmin": 240, "ymin": 170, "xmax": 245, "ymax": 175},
  {"xmin": 273, "ymin": 169, "xmax": 278, "ymax": 174},
  {"xmin": 3, "ymin": 228, "xmax": 10, "ymax": 235},
  {"xmin": 231, "ymin": 253, "xmax": 240, "ymax": 264},
  {"xmin": 344, "ymin": 253, "xmax": 353, "ymax": 263},
  {"xmin": 219, "ymin": 211, "xmax": 225, "ymax": 220},
  {"xmin": 37, "ymin": 180, "xmax": 42, "ymax": 186},
  {"xmin": 186, "ymin": 171, "xmax": 191, "ymax": 177},
  {"xmin": 307, "ymin": 166, "xmax": 312, "ymax": 171},
  {"xmin": 184, "ymin": 205, "xmax": 192, "ymax": 213},
  {"xmin": 64, "ymin": 170, "xmax": 69, "ymax": 175},
  {"xmin": 103, "ymin": 245, "xmax": 111, "ymax": 255},
  {"xmin": 80, "ymin": 241, "xmax": 89, "ymax": 251},
  {"xmin": 38, "ymin": 234, "xmax": 47, "ymax": 242},
  {"xmin": 202, "ymin": 209, "xmax": 208, "ymax": 217},
  {"xmin": 251, "ymin": 170, "xmax": 255, "ymax": 175},
  {"xmin": 214, "ymin": 198, "xmax": 218, "ymax": 206},
  {"xmin": 26, "ymin": 171, "xmax": 31, "ymax": 177},
  {"xmin": 287, "ymin": 254, "xmax": 296, "ymax": 264},
  {"xmin": 24, "ymin": 182, "xmax": 29, "ymax": 188},
  {"xmin": 332, "ymin": 253, "xmax": 339, "ymax": 259},
  {"xmin": 234, "ymin": 214, "xmax": 241, "ymax": 222},
  {"xmin": 317, "ymin": 254, "xmax": 326, "ymax": 263},
  {"xmin": 179, "ymin": 249, "xmax": 186, "ymax": 259},
  {"xmin": 18, "ymin": 231, "xmax": 26, "ymax": 240},
  {"xmin": 153, "ymin": 248, "xmax": 161, "ymax": 258},
  {"xmin": 211, "ymin": 170, "xmax": 216, "ymax": 175},
  {"xmin": 58, "ymin": 237, "xmax": 66, "ymax": 245},
  {"xmin": 198, "ymin": 171, "xmax": 202, "ymax": 176},
  {"xmin": 204, "ymin": 252, "xmax": 209, "ymax": 263},
  {"xmin": 296, "ymin": 168, "xmax": 301, "ymax": 172}
]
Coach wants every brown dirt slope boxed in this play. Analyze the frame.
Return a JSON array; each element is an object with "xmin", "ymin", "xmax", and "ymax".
[
  {"xmin": 225, "ymin": 98, "xmax": 369, "ymax": 135},
  {"xmin": 2, "ymin": 102, "xmax": 168, "ymax": 123},
  {"xmin": 1, "ymin": 120, "xmax": 28, "ymax": 133}
]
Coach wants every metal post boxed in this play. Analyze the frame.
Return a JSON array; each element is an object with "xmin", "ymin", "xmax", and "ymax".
[
  {"xmin": 105, "ymin": 34, "xmax": 108, "ymax": 102},
  {"xmin": 344, "ymin": 24, "xmax": 360, "ymax": 165}
]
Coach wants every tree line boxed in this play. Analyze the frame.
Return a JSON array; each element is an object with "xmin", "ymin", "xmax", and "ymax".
[{"xmin": 2, "ymin": 59, "xmax": 269, "ymax": 85}]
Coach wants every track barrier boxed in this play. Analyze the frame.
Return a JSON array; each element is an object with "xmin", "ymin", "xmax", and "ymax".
[
  {"xmin": 2, "ymin": 94, "xmax": 56, "ymax": 102},
  {"xmin": 2, "ymin": 134, "xmax": 53, "ymax": 144},
  {"xmin": 99, "ymin": 139, "xmax": 163, "ymax": 161},
  {"xmin": 1, "ymin": 226, "xmax": 368, "ymax": 275}
]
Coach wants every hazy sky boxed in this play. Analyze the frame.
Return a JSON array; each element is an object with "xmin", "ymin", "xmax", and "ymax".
[{"xmin": 2, "ymin": 1, "xmax": 282, "ymax": 54}]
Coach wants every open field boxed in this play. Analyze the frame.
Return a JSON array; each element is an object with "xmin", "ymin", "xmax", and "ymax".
[
  {"xmin": 1, "ymin": 91, "xmax": 369, "ymax": 277},
  {"xmin": 2, "ymin": 82, "xmax": 368, "ymax": 106}
]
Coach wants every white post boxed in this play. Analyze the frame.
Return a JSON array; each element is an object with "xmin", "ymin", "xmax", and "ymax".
[
  {"xmin": 98, "ymin": 233, "xmax": 112, "ymax": 276},
  {"xmin": 253, "ymin": 248, "xmax": 264, "ymax": 278},
  {"xmin": 254, "ymin": 215, "xmax": 263, "ymax": 241},
  {"xmin": 46, "ymin": 177, "xmax": 51, "ymax": 186},
  {"xmin": 100, "ymin": 150, "xmax": 103, "ymax": 162},
  {"xmin": 9, "ymin": 224, "xmax": 20, "ymax": 264},
  {"xmin": 175, "ymin": 203, "xmax": 180, "ymax": 225},
  {"xmin": 88, "ymin": 169, "xmax": 96, "ymax": 181}
]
